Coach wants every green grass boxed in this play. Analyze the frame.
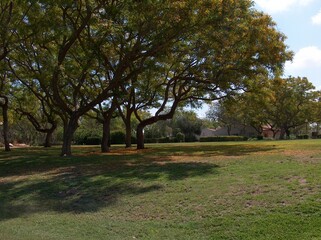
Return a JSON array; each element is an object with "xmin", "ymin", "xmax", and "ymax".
[{"xmin": 1, "ymin": 140, "xmax": 321, "ymax": 239}]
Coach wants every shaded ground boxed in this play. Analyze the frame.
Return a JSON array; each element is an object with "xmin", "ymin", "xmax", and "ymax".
[{"xmin": 0, "ymin": 145, "xmax": 223, "ymax": 219}]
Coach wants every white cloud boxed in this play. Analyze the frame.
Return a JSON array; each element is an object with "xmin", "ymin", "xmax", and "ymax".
[
  {"xmin": 284, "ymin": 46, "xmax": 321, "ymax": 89},
  {"xmin": 285, "ymin": 46, "xmax": 321, "ymax": 71},
  {"xmin": 312, "ymin": 10, "xmax": 321, "ymax": 25},
  {"xmin": 255, "ymin": 0, "xmax": 314, "ymax": 14}
]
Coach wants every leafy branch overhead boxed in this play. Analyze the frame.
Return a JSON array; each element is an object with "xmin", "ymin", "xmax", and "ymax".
[{"xmin": 1, "ymin": 0, "xmax": 293, "ymax": 155}]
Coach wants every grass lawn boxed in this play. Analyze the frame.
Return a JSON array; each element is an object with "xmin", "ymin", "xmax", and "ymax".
[{"xmin": 1, "ymin": 140, "xmax": 321, "ymax": 239}]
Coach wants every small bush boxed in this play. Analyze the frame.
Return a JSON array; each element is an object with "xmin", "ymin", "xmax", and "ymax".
[
  {"xmin": 176, "ymin": 132, "xmax": 185, "ymax": 142},
  {"xmin": 200, "ymin": 136, "xmax": 248, "ymax": 142}
]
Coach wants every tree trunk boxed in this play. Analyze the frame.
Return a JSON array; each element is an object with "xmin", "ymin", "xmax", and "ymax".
[
  {"xmin": 61, "ymin": 116, "xmax": 79, "ymax": 156},
  {"xmin": 44, "ymin": 126, "xmax": 56, "ymax": 147},
  {"xmin": 279, "ymin": 128, "xmax": 286, "ymax": 140},
  {"xmin": 2, "ymin": 103, "xmax": 10, "ymax": 152},
  {"xmin": 1, "ymin": 98, "xmax": 10, "ymax": 151},
  {"xmin": 135, "ymin": 98, "xmax": 179, "ymax": 150},
  {"xmin": 101, "ymin": 117, "xmax": 111, "ymax": 153},
  {"xmin": 227, "ymin": 125, "xmax": 231, "ymax": 136},
  {"xmin": 136, "ymin": 124, "xmax": 145, "ymax": 149},
  {"xmin": 272, "ymin": 130, "xmax": 277, "ymax": 139},
  {"xmin": 125, "ymin": 120, "xmax": 132, "ymax": 148},
  {"xmin": 285, "ymin": 129, "xmax": 290, "ymax": 139}
]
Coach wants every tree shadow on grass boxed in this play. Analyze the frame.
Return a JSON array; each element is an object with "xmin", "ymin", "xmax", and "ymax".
[
  {"xmin": 0, "ymin": 143, "xmax": 276, "ymax": 221},
  {"xmin": 0, "ymin": 148, "xmax": 218, "ymax": 221},
  {"xmin": 0, "ymin": 143, "xmax": 276, "ymax": 177},
  {"xmin": 0, "ymin": 176, "xmax": 163, "ymax": 219}
]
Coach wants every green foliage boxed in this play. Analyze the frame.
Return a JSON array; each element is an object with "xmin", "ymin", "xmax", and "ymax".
[
  {"xmin": 200, "ymin": 136, "xmax": 248, "ymax": 142},
  {"xmin": 144, "ymin": 137, "xmax": 174, "ymax": 144},
  {"xmin": 2, "ymin": 0, "xmax": 293, "ymax": 155},
  {"xmin": 144, "ymin": 121, "xmax": 169, "ymax": 139},
  {"xmin": 176, "ymin": 132, "xmax": 185, "ymax": 142},
  {"xmin": 296, "ymin": 134, "xmax": 309, "ymax": 139},
  {"xmin": 207, "ymin": 76, "xmax": 319, "ymax": 140},
  {"xmin": 74, "ymin": 117, "xmax": 102, "ymax": 145},
  {"xmin": 131, "ymin": 136, "xmax": 137, "ymax": 144},
  {"xmin": 144, "ymin": 110, "xmax": 203, "ymax": 143},
  {"xmin": 74, "ymin": 135, "xmax": 102, "ymax": 145},
  {"xmin": 110, "ymin": 131, "xmax": 125, "ymax": 145},
  {"xmin": 172, "ymin": 110, "xmax": 202, "ymax": 142}
]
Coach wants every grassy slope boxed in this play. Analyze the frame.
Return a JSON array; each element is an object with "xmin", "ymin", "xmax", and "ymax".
[{"xmin": 1, "ymin": 140, "xmax": 321, "ymax": 239}]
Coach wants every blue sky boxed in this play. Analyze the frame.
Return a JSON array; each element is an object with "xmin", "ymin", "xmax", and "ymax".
[{"xmin": 254, "ymin": 0, "xmax": 321, "ymax": 90}]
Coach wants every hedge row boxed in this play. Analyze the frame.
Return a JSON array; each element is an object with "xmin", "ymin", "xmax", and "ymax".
[
  {"xmin": 296, "ymin": 134, "xmax": 309, "ymax": 139},
  {"xmin": 200, "ymin": 136, "xmax": 248, "ymax": 142},
  {"xmin": 144, "ymin": 137, "xmax": 177, "ymax": 144},
  {"xmin": 74, "ymin": 131, "xmax": 137, "ymax": 145}
]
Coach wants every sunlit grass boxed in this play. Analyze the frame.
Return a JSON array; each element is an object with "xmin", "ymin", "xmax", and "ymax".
[{"xmin": 1, "ymin": 140, "xmax": 321, "ymax": 239}]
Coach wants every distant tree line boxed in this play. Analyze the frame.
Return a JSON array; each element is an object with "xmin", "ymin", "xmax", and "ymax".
[{"xmin": 206, "ymin": 76, "xmax": 321, "ymax": 139}]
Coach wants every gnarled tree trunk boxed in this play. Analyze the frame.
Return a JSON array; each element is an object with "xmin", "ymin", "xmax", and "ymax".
[
  {"xmin": 61, "ymin": 116, "xmax": 79, "ymax": 156},
  {"xmin": 125, "ymin": 120, "xmax": 132, "ymax": 148},
  {"xmin": 0, "ymin": 95, "xmax": 10, "ymax": 151},
  {"xmin": 44, "ymin": 124, "xmax": 57, "ymax": 147},
  {"xmin": 101, "ymin": 116, "xmax": 112, "ymax": 153},
  {"xmin": 136, "ymin": 124, "xmax": 145, "ymax": 149}
]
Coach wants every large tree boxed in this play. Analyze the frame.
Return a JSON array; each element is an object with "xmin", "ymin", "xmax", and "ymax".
[
  {"xmin": 10, "ymin": 0, "xmax": 199, "ymax": 156},
  {"xmin": 133, "ymin": 1, "xmax": 292, "ymax": 148},
  {"xmin": 12, "ymin": 85, "xmax": 58, "ymax": 147},
  {"xmin": 6, "ymin": 0, "xmax": 292, "ymax": 154},
  {"xmin": 264, "ymin": 77, "xmax": 316, "ymax": 139},
  {"xmin": 0, "ymin": 1, "xmax": 31, "ymax": 151},
  {"xmin": 88, "ymin": 97, "xmax": 118, "ymax": 152},
  {"xmin": 0, "ymin": 64, "xmax": 11, "ymax": 151},
  {"xmin": 1, "ymin": 1, "xmax": 14, "ymax": 151},
  {"xmin": 207, "ymin": 76, "xmax": 318, "ymax": 139},
  {"xmin": 206, "ymin": 98, "xmax": 242, "ymax": 136},
  {"xmin": 207, "ymin": 75, "xmax": 275, "ymax": 137}
]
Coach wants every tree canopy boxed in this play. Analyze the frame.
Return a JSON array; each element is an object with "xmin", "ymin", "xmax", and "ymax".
[
  {"xmin": 1, "ymin": 0, "xmax": 293, "ymax": 155},
  {"xmin": 206, "ymin": 76, "xmax": 318, "ymax": 139}
]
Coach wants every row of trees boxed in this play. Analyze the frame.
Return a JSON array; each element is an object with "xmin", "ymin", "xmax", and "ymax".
[
  {"xmin": 0, "ymin": 106, "xmax": 205, "ymax": 146},
  {"xmin": 207, "ymin": 76, "xmax": 321, "ymax": 139},
  {"xmin": 1, "ymin": 0, "xmax": 292, "ymax": 155}
]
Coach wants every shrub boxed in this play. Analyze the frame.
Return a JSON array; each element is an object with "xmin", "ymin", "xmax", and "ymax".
[
  {"xmin": 200, "ymin": 136, "xmax": 248, "ymax": 142},
  {"xmin": 144, "ymin": 138, "xmax": 157, "ymax": 144},
  {"xmin": 110, "ymin": 131, "xmax": 125, "ymax": 144},
  {"xmin": 86, "ymin": 137, "xmax": 101, "ymax": 145},
  {"xmin": 184, "ymin": 134, "xmax": 198, "ymax": 142},
  {"xmin": 176, "ymin": 132, "xmax": 185, "ymax": 142},
  {"xmin": 131, "ymin": 136, "xmax": 137, "ymax": 144},
  {"xmin": 257, "ymin": 135, "xmax": 264, "ymax": 140},
  {"xmin": 144, "ymin": 137, "xmax": 175, "ymax": 144},
  {"xmin": 296, "ymin": 134, "xmax": 309, "ymax": 139}
]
